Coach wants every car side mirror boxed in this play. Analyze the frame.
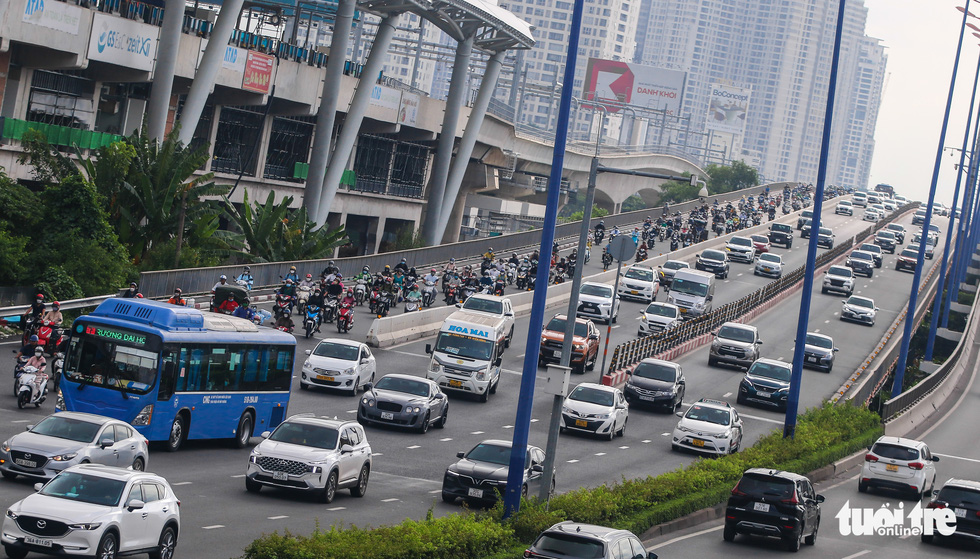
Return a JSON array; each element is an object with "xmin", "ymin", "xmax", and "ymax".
[
  {"xmin": 260, "ymin": 431, "xmax": 271, "ymax": 439},
  {"xmin": 842, "ymin": 300, "xmax": 848, "ymax": 304},
  {"xmin": 932, "ymin": 456, "xmax": 940, "ymax": 462},
  {"xmin": 34, "ymin": 482, "xmax": 44, "ymax": 492},
  {"xmin": 304, "ymin": 349, "xmax": 312, "ymax": 356},
  {"xmin": 933, "ymin": 489, "xmax": 941, "ymax": 496},
  {"xmin": 425, "ymin": 344, "xmax": 432, "ymax": 355},
  {"xmin": 590, "ymin": 334, "xmax": 599, "ymax": 340},
  {"xmin": 494, "ymin": 357, "xmax": 502, "ymax": 367},
  {"xmin": 815, "ymin": 494, "xmax": 825, "ymax": 503},
  {"xmin": 756, "ymin": 340, "xmax": 763, "ymax": 345},
  {"xmin": 25, "ymin": 425, "xmax": 34, "ymax": 432},
  {"xmin": 456, "ymin": 452, "xmax": 465, "ymax": 459},
  {"xmin": 435, "ymin": 393, "xmax": 445, "ymax": 399},
  {"xmin": 340, "ymin": 444, "xmax": 354, "ymax": 454},
  {"xmin": 875, "ymin": 307, "xmax": 880, "ymax": 311},
  {"xmin": 100, "ymin": 437, "xmax": 113, "ymax": 449},
  {"xmin": 706, "ymin": 295, "xmax": 713, "ymax": 301},
  {"xmin": 648, "ymin": 553, "xmax": 659, "ymax": 559},
  {"xmin": 675, "ymin": 411, "xmax": 683, "ymax": 417},
  {"xmin": 531, "ymin": 464, "xmax": 544, "ymax": 473},
  {"xmin": 505, "ymin": 312, "xmax": 514, "ymax": 317},
  {"xmin": 127, "ymin": 499, "xmax": 145, "ymax": 511},
  {"xmin": 833, "ymin": 347, "xmax": 840, "ymax": 352},
  {"xmin": 455, "ymin": 303, "xmax": 462, "ymax": 308},
  {"xmin": 710, "ymin": 331, "xmax": 717, "ymax": 336}
]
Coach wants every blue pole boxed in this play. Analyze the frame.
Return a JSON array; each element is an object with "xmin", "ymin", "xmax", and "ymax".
[
  {"xmin": 954, "ymin": 167, "xmax": 979, "ymax": 288},
  {"xmin": 943, "ymin": 151, "xmax": 977, "ymax": 328},
  {"xmin": 894, "ymin": 0, "xmax": 971, "ymax": 397},
  {"xmin": 784, "ymin": 0, "xmax": 846, "ymax": 439},
  {"xmin": 926, "ymin": 50, "xmax": 980, "ymax": 359},
  {"xmin": 503, "ymin": 0, "xmax": 586, "ymax": 516}
]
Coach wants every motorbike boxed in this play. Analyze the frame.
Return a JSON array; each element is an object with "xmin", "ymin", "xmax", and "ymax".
[
  {"xmin": 369, "ymin": 287, "xmax": 381, "ymax": 314},
  {"xmin": 296, "ymin": 285, "xmax": 311, "ymax": 313},
  {"xmin": 461, "ymin": 284, "xmax": 477, "ymax": 302},
  {"xmin": 16, "ymin": 365, "xmax": 48, "ymax": 409},
  {"xmin": 376, "ymin": 291, "xmax": 392, "ymax": 318},
  {"xmin": 273, "ymin": 293, "xmax": 292, "ymax": 320},
  {"xmin": 337, "ymin": 302, "xmax": 354, "ymax": 333},
  {"xmin": 594, "ymin": 229, "xmax": 605, "ymax": 245},
  {"xmin": 601, "ymin": 252, "xmax": 613, "ymax": 271},
  {"xmin": 20, "ymin": 315, "xmax": 38, "ymax": 346},
  {"xmin": 445, "ymin": 283, "xmax": 460, "ymax": 305},
  {"xmin": 636, "ymin": 248, "xmax": 648, "ymax": 262},
  {"xmin": 493, "ymin": 277, "xmax": 506, "ymax": 296},
  {"xmin": 303, "ymin": 304, "xmax": 322, "ymax": 339},
  {"xmin": 506, "ymin": 264, "xmax": 517, "ymax": 285},
  {"xmin": 670, "ymin": 237, "xmax": 680, "ymax": 251},
  {"xmin": 404, "ymin": 293, "xmax": 422, "ymax": 313},
  {"xmin": 322, "ymin": 297, "xmax": 339, "ymax": 323},
  {"xmin": 516, "ymin": 269, "xmax": 529, "ymax": 290},
  {"xmin": 421, "ymin": 280, "xmax": 438, "ymax": 308},
  {"xmin": 354, "ymin": 279, "xmax": 368, "ymax": 305},
  {"xmin": 35, "ymin": 320, "xmax": 55, "ymax": 353},
  {"xmin": 13, "ymin": 356, "xmax": 28, "ymax": 397},
  {"xmin": 50, "ymin": 352, "xmax": 64, "ymax": 393},
  {"xmin": 236, "ymin": 278, "xmax": 252, "ymax": 291}
]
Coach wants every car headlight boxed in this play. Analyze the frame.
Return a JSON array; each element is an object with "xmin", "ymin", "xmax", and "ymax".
[
  {"xmin": 429, "ymin": 361, "xmax": 441, "ymax": 373},
  {"xmin": 304, "ymin": 360, "xmax": 312, "ymax": 369},
  {"xmin": 5, "ymin": 510, "xmax": 17, "ymax": 520},
  {"xmin": 1, "ymin": 440, "xmax": 9, "ymax": 453},
  {"xmin": 363, "ymin": 398, "xmax": 375, "ymax": 407},
  {"xmin": 51, "ymin": 453, "xmax": 78, "ymax": 462},
  {"xmin": 776, "ymin": 387, "xmax": 789, "ymax": 393},
  {"xmin": 445, "ymin": 469, "xmax": 460, "ymax": 477},
  {"xmin": 595, "ymin": 413, "xmax": 610, "ymax": 420},
  {"xmin": 55, "ymin": 390, "xmax": 65, "ymax": 411},
  {"xmin": 562, "ymin": 406, "xmax": 572, "ymax": 414},
  {"xmin": 600, "ymin": 301, "xmax": 611, "ymax": 307},
  {"xmin": 476, "ymin": 370, "xmax": 486, "ymax": 381},
  {"xmin": 132, "ymin": 404, "xmax": 153, "ymax": 426},
  {"xmin": 694, "ymin": 301, "xmax": 704, "ymax": 309},
  {"xmin": 676, "ymin": 425, "xmax": 693, "ymax": 433},
  {"xmin": 249, "ymin": 453, "xmax": 260, "ymax": 463},
  {"xmin": 343, "ymin": 367, "xmax": 355, "ymax": 376},
  {"xmin": 68, "ymin": 522, "xmax": 102, "ymax": 530},
  {"xmin": 574, "ymin": 343, "xmax": 585, "ymax": 351}
]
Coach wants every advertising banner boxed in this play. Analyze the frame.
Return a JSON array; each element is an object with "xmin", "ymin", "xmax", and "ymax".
[
  {"xmin": 706, "ymin": 83, "xmax": 751, "ymax": 134},
  {"xmin": 23, "ymin": 0, "xmax": 82, "ymax": 35},
  {"xmin": 242, "ymin": 51, "xmax": 274, "ymax": 94},
  {"xmin": 583, "ymin": 58, "xmax": 686, "ymax": 115},
  {"xmin": 399, "ymin": 92, "xmax": 420, "ymax": 126},
  {"xmin": 369, "ymin": 84, "xmax": 401, "ymax": 121},
  {"xmin": 88, "ymin": 13, "xmax": 158, "ymax": 72}
]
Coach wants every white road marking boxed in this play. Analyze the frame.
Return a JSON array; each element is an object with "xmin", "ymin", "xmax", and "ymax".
[
  {"xmin": 737, "ymin": 273, "xmax": 743, "ymax": 277},
  {"xmin": 740, "ymin": 412, "xmax": 784, "ymax": 425},
  {"xmin": 841, "ymin": 551, "xmax": 872, "ymax": 559},
  {"xmin": 327, "ymin": 506, "xmax": 346, "ymax": 511},
  {"xmin": 230, "ymin": 474, "xmax": 245, "ymax": 478},
  {"xmin": 825, "ymin": 320, "xmax": 830, "ymax": 323},
  {"xmin": 173, "ymin": 482, "xmax": 192, "ymax": 486},
  {"xmin": 933, "ymin": 453, "xmax": 980, "ymax": 464},
  {"xmin": 648, "ymin": 525, "xmax": 723, "ymax": 550},
  {"xmin": 619, "ymin": 446, "xmax": 629, "ymax": 449},
  {"xmin": 381, "ymin": 498, "xmax": 399, "ymax": 503},
  {"xmin": 612, "ymin": 325, "xmax": 620, "ymax": 329},
  {"xmin": 642, "ymin": 440, "xmax": 652, "ymax": 443},
  {"xmin": 429, "ymin": 489, "xmax": 442, "ymax": 494},
  {"xmin": 202, "ymin": 525, "xmax": 225, "ymax": 530},
  {"xmin": 392, "ymin": 350, "xmax": 427, "ymax": 358},
  {"xmin": 723, "ymin": 392, "xmax": 732, "ymax": 398},
  {"xmin": 346, "ymin": 410, "xmax": 356, "ymax": 413},
  {"xmin": 267, "ymin": 515, "xmax": 288, "ymax": 520},
  {"xmin": 373, "ymin": 453, "xmax": 383, "ymax": 457},
  {"xmin": 814, "ymin": 329, "xmax": 820, "ymax": 333},
  {"xmin": 567, "ymin": 459, "xmax": 580, "ymax": 463},
  {"xmin": 530, "ymin": 419, "xmax": 539, "ymax": 423},
  {"xmin": 661, "ymin": 432, "xmax": 670, "ymax": 436},
  {"xmin": 440, "ymin": 437, "xmax": 452, "ymax": 442},
  {"xmin": 777, "ymin": 356, "xmax": 785, "ymax": 361},
  {"xmin": 471, "ymin": 431, "xmax": 484, "ymax": 435},
  {"xmin": 406, "ymin": 445, "xmax": 421, "ymax": 449},
  {"xmin": 503, "ymin": 425, "xmax": 513, "ymax": 429},
  {"xmin": 10, "ymin": 420, "xmax": 30, "ymax": 423}
]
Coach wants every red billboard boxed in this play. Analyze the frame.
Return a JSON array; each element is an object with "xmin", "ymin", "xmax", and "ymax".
[{"xmin": 242, "ymin": 51, "xmax": 274, "ymax": 94}]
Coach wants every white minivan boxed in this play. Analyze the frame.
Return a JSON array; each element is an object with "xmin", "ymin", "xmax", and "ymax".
[{"xmin": 666, "ymin": 269, "xmax": 715, "ymax": 319}]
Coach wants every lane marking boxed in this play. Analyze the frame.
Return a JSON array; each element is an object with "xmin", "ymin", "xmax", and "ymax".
[
  {"xmin": 739, "ymin": 412, "xmax": 784, "ymax": 425},
  {"xmin": 373, "ymin": 453, "xmax": 383, "ymax": 457},
  {"xmin": 327, "ymin": 506, "xmax": 346, "ymax": 511},
  {"xmin": 440, "ymin": 437, "xmax": 452, "ymax": 442},
  {"xmin": 471, "ymin": 431, "xmax": 484, "ymax": 435},
  {"xmin": 723, "ymin": 392, "xmax": 732, "ymax": 398},
  {"xmin": 173, "ymin": 482, "xmax": 192, "ymax": 486},
  {"xmin": 842, "ymin": 551, "xmax": 871, "ymax": 559},
  {"xmin": 595, "ymin": 452, "xmax": 607, "ymax": 456},
  {"xmin": 567, "ymin": 459, "xmax": 580, "ymax": 463},
  {"xmin": 230, "ymin": 474, "xmax": 245, "ymax": 478},
  {"xmin": 648, "ymin": 525, "xmax": 723, "ymax": 550},
  {"xmin": 661, "ymin": 432, "xmax": 670, "ymax": 436},
  {"xmin": 933, "ymin": 453, "xmax": 980, "ymax": 464},
  {"xmin": 202, "ymin": 525, "xmax": 225, "ymax": 530},
  {"xmin": 346, "ymin": 410, "xmax": 357, "ymax": 414},
  {"xmin": 530, "ymin": 419, "xmax": 539, "ymax": 423},
  {"xmin": 268, "ymin": 515, "xmax": 288, "ymax": 520},
  {"xmin": 381, "ymin": 498, "xmax": 399, "ymax": 502},
  {"xmin": 429, "ymin": 489, "xmax": 442, "ymax": 494},
  {"xmin": 10, "ymin": 420, "xmax": 30, "ymax": 423},
  {"xmin": 642, "ymin": 440, "xmax": 652, "ymax": 443},
  {"xmin": 406, "ymin": 445, "xmax": 420, "ymax": 449},
  {"xmin": 619, "ymin": 446, "xmax": 630, "ymax": 449},
  {"xmin": 503, "ymin": 425, "xmax": 514, "ymax": 429},
  {"xmin": 814, "ymin": 329, "xmax": 820, "ymax": 333}
]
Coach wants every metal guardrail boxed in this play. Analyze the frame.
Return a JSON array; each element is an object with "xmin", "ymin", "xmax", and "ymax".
[
  {"xmin": 605, "ymin": 235, "xmax": 856, "ymax": 374},
  {"xmin": 0, "ymin": 294, "xmax": 120, "ymax": 318},
  {"xmin": 134, "ymin": 183, "xmax": 783, "ymax": 299}
]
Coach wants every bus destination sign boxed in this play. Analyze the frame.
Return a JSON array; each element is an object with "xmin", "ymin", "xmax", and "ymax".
[{"xmin": 83, "ymin": 325, "xmax": 148, "ymax": 346}]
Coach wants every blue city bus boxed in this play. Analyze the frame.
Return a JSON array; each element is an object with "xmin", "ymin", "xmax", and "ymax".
[{"xmin": 58, "ymin": 298, "xmax": 296, "ymax": 451}]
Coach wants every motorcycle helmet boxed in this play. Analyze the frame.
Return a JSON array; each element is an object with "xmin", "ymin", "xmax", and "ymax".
[
  {"xmin": 52, "ymin": 301, "xmax": 60, "ymax": 309},
  {"xmin": 347, "ymin": 288, "xmax": 354, "ymax": 295},
  {"xmin": 289, "ymin": 265, "xmax": 296, "ymax": 271},
  {"xmin": 489, "ymin": 247, "xmax": 494, "ymax": 252},
  {"xmin": 286, "ymin": 279, "xmax": 294, "ymax": 285},
  {"xmin": 401, "ymin": 258, "xmax": 407, "ymax": 263},
  {"xmin": 220, "ymin": 275, "xmax": 227, "ymax": 281},
  {"xmin": 328, "ymin": 260, "xmax": 336, "ymax": 267},
  {"xmin": 35, "ymin": 293, "xmax": 44, "ymax": 301},
  {"xmin": 431, "ymin": 268, "xmax": 437, "ymax": 274},
  {"xmin": 384, "ymin": 265, "xmax": 391, "ymax": 270},
  {"xmin": 450, "ymin": 258, "xmax": 456, "ymax": 263},
  {"xmin": 306, "ymin": 274, "xmax": 312, "ymax": 280},
  {"xmin": 34, "ymin": 347, "xmax": 43, "ymax": 356},
  {"xmin": 412, "ymin": 283, "xmax": 419, "ymax": 290},
  {"xmin": 29, "ymin": 335, "xmax": 38, "ymax": 342},
  {"xmin": 136, "ymin": 293, "xmax": 144, "ymax": 298},
  {"xmin": 363, "ymin": 266, "xmax": 370, "ymax": 272},
  {"xmin": 336, "ymin": 273, "xmax": 343, "ymax": 279},
  {"xmin": 173, "ymin": 289, "xmax": 182, "ymax": 295},
  {"xmin": 244, "ymin": 266, "xmax": 251, "ymax": 272}
]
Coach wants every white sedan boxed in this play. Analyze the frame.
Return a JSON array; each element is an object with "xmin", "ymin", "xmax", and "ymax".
[
  {"xmin": 560, "ymin": 383, "xmax": 628, "ymax": 441},
  {"xmin": 301, "ymin": 338, "xmax": 377, "ymax": 395}
]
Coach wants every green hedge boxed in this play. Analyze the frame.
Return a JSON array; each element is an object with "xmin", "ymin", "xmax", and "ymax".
[{"xmin": 242, "ymin": 404, "xmax": 882, "ymax": 559}]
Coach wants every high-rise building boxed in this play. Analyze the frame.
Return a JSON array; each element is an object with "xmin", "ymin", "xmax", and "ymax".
[{"xmin": 634, "ymin": 0, "xmax": 886, "ymax": 187}]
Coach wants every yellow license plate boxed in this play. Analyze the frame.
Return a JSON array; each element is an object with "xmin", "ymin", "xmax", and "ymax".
[
  {"xmin": 886, "ymin": 464, "xmax": 899, "ymax": 472},
  {"xmin": 692, "ymin": 439, "xmax": 705, "ymax": 447},
  {"xmin": 630, "ymin": 290, "xmax": 638, "ymax": 295},
  {"xmin": 679, "ymin": 308, "xmax": 688, "ymax": 313},
  {"xmin": 316, "ymin": 375, "xmax": 334, "ymax": 381},
  {"xmin": 449, "ymin": 379, "xmax": 463, "ymax": 388},
  {"xmin": 575, "ymin": 420, "xmax": 588, "ymax": 427}
]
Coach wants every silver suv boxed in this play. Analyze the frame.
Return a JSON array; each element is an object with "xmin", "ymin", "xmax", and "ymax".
[
  {"xmin": 821, "ymin": 265, "xmax": 855, "ymax": 296},
  {"xmin": 708, "ymin": 322, "xmax": 762, "ymax": 370},
  {"xmin": 246, "ymin": 416, "xmax": 372, "ymax": 503},
  {"xmin": 525, "ymin": 521, "xmax": 658, "ymax": 559}
]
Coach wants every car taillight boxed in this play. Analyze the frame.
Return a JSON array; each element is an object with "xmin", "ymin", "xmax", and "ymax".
[
  {"xmin": 908, "ymin": 462, "xmax": 924, "ymax": 470},
  {"xmin": 524, "ymin": 550, "xmax": 544, "ymax": 558},
  {"xmin": 781, "ymin": 491, "xmax": 799, "ymax": 505},
  {"xmin": 927, "ymin": 502, "xmax": 946, "ymax": 509},
  {"xmin": 865, "ymin": 453, "xmax": 878, "ymax": 462},
  {"xmin": 731, "ymin": 481, "xmax": 747, "ymax": 496}
]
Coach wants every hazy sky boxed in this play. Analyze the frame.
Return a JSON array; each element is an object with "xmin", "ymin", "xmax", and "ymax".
[{"xmin": 865, "ymin": 0, "xmax": 980, "ymax": 206}]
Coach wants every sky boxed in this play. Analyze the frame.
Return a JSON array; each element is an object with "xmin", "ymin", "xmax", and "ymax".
[{"xmin": 864, "ymin": 0, "xmax": 980, "ymax": 206}]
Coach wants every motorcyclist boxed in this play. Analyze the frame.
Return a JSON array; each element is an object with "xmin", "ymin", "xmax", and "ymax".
[
  {"xmin": 25, "ymin": 346, "xmax": 46, "ymax": 372},
  {"xmin": 555, "ymin": 257, "xmax": 568, "ymax": 276},
  {"xmin": 424, "ymin": 268, "xmax": 440, "ymax": 285},
  {"xmin": 508, "ymin": 252, "xmax": 520, "ymax": 266},
  {"xmin": 16, "ymin": 335, "xmax": 41, "ymax": 361},
  {"xmin": 217, "ymin": 294, "xmax": 239, "ymax": 314},
  {"xmin": 595, "ymin": 220, "xmax": 606, "ymax": 235},
  {"xmin": 279, "ymin": 278, "xmax": 297, "ymax": 298},
  {"xmin": 212, "ymin": 275, "xmax": 229, "ymax": 293},
  {"xmin": 341, "ymin": 288, "xmax": 357, "ymax": 309},
  {"xmin": 394, "ymin": 258, "xmax": 410, "ymax": 275},
  {"xmin": 354, "ymin": 266, "xmax": 372, "ymax": 283},
  {"xmin": 479, "ymin": 271, "xmax": 493, "ymax": 290},
  {"xmin": 233, "ymin": 301, "xmax": 255, "ymax": 322},
  {"xmin": 326, "ymin": 276, "xmax": 345, "ymax": 300},
  {"xmin": 168, "ymin": 289, "xmax": 187, "ymax": 306},
  {"xmin": 122, "ymin": 282, "xmax": 140, "ymax": 298},
  {"xmin": 381, "ymin": 265, "xmax": 394, "ymax": 279},
  {"xmin": 444, "ymin": 258, "xmax": 457, "ymax": 275},
  {"xmin": 275, "ymin": 310, "xmax": 295, "ymax": 332},
  {"xmin": 284, "ymin": 266, "xmax": 300, "ymax": 283},
  {"xmin": 483, "ymin": 247, "xmax": 495, "ymax": 261},
  {"xmin": 236, "ymin": 266, "xmax": 254, "ymax": 290},
  {"xmin": 321, "ymin": 260, "xmax": 341, "ymax": 280},
  {"xmin": 404, "ymin": 283, "xmax": 422, "ymax": 308},
  {"xmin": 299, "ymin": 274, "xmax": 316, "ymax": 291},
  {"xmin": 42, "ymin": 302, "xmax": 63, "ymax": 326},
  {"xmin": 28, "ymin": 294, "xmax": 46, "ymax": 320}
]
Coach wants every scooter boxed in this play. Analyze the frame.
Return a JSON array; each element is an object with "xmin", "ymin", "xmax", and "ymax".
[
  {"xmin": 516, "ymin": 269, "xmax": 529, "ymax": 290},
  {"xmin": 337, "ymin": 302, "xmax": 354, "ymax": 333},
  {"xmin": 354, "ymin": 279, "xmax": 368, "ymax": 305},
  {"xmin": 322, "ymin": 297, "xmax": 338, "ymax": 324},
  {"xmin": 376, "ymin": 291, "xmax": 392, "ymax": 318},
  {"xmin": 296, "ymin": 285, "xmax": 311, "ymax": 313},
  {"xmin": 445, "ymin": 283, "xmax": 460, "ymax": 305},
  {"xmin": 602, "ymin": 252, "xmax": 613, "ymax": 271},
  {"xmin": 13, "ymin": 356, "xmax": 28, "ymax": 397},
  {"xmin": 461, "ymin": 284, "xmax": 477, "ymax": 302},
  {"xmin": 404, "ymin": 293, "xmax": 421, "ymax": 313},
  {"xmin": 16, "ymin": 366, "xmax": 48, "ymax": 409},
  {"xmin": 506, "ymin": 264, "xmax": 517, "ymax": 286},
  {"xmin": 273, "ymin": 293, "xmax": 292, "ymax": 320},
  {"xmin": 493, "ymin": 277, "xmax": 506, "ymax": 296},
  {"xmin": 50, "ymin": 352, "xmax": 64, "ymax": 393},
  {"xmin": 303, "ymin": 304, "xmax": 322, "ymax": 339},
  {"xmin": 421, "ymin": 280, "xmax": 438, "ymax": 308}
]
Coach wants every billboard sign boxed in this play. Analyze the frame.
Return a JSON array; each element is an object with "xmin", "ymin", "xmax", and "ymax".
[
  {"xmin": 399, "ymin": 92, "xmax": 420, "ymax": 126},
  {"xmin": 88, "ymin": 13, "xmax": 158, "ymax": 72},
  {"xmin": 23, "ymin": 0, "xmax": 82, "ymax": 35},
  {"xmin": 706, "ymin": 83, "xmax": 751, "ymax": 134},
  {"xmin": 583, "ymin": 58, "xmax": 686, "ymax": 115},
  {"xmin": 242, "ymin": 51, "xmax": 274, "ymax": 94},
  {"xmin": 369, "ymin": 84, "xmax": 401, "ymax": 121}
]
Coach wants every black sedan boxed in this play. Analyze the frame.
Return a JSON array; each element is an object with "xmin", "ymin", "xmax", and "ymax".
[
  {"xmin": 874, "ymin": 231, "xmax": 898, "ymax": 254},
  {"xmin": 623, "ymin": 358, "xmax": 685, "ymax": 411},
  {"xmin": 695, "ymin": 249, "xmax": 729, "ymax": 279},
  {"xmin": 358, "ymin": 374, "xmax": 448, "ymax": 433},
  {"xmin": 442, "ymin": 440, "xmax": 553, "ymax": 506}
]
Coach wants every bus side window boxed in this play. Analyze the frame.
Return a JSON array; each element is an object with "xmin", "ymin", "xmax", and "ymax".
[
  {"xmin": 241, "ymin": 349, "xmax": 260, "ymax": 391},
  {"xmin": 158, "ymin": 348, "xmax": 178, "ymax": 401},
  {"xmin": 269, "ymin": 348, "xmax": 293, "ymax": 391},
  {"xmin": 182, "ymin": 347, "xmax": 205, "ymax": 392}
]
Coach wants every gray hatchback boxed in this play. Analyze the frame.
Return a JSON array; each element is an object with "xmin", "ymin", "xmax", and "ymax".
[{"xmin": 525, "ymin": 521, "xmax": 658, "ymax": 559}]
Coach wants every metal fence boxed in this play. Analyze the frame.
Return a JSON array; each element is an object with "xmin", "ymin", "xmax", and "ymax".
[
  {"xmin": 135, "ymin": 183, "xmax": 779, "ymax": 298},
  {"xmin": 605, "ymin": 235, "xmax": 856, "ymax": 373}
]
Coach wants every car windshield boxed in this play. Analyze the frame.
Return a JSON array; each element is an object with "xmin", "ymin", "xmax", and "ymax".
[
  {"xmin": 685, "ymin": 405, "xmax": 731, "ymax": 426},
  {"xmin": 312, "ymin": 342, "xmax": 359, "ymax": 361},
  {"xmin": 872, "ymin": 443, "xmax": 920, "ymax": 461},
  {"xmin": 860, "ymin": 244, "xmax": 881, "ymax": 254},
  {"xmin": 671, "ymin": 277, "xmax": 709, "ymax": 297},
  {"xmin": 819, "ymin": 228, "xmax": 832, "ymax": 235},
  {"xmin": 40, "ymin": 471, "xmax": 127, "ymax": 507},
  {"xmin": 759, "ymin": 254, "xmax": 780, "ymax": 263},
  {"xmin": 730, "ymin": 237, "xmax": 751, "ymax": 247},
  {"xmin": 702, "ymin": 250, "xmax": 725, "ymax": 261},
  {"xmin": 878, "ymin": 232, "xmax": 895, "ymax": 239},
  {"xmin": 30, "ymin": 415, "xmax": 101, "ymax": 443},
  {"xmin": 664, "ymin": 261, "xmax": 687, "ymax": 270},
  {"xmin": 268, "ymin": 421, "xmax": 339, "ymax": 449},
  {"xmin": 901, "ymin": 249, "xmax": 919, "ymax": 258},
  {"xmin": 532, "ymin": 534, "xmax": 604, "ymax": 559},
  {"xmin": 633, "ymin": 361, "xmax": 677, "ymax": 382},
  {"xmin": 850, "ymin": 252, "xmax": 871, "ymax": 261},
  {"xmin": 802, "ymin": 211, "xmax": 813, "ymax": 218},
  {"xmin": 462, "ymin": 297, "xmax": 503, "ymax": 315},
  {"xmin": 466, "ymin": 443, "xmax": 511, "ymax": 466},
  {"xmin": 568, "ymin": 386, "xmax": 615, "ymax": 407},
  {"xmin": 374, "ymin": 376, "xmax": 430, "ymax": 397},
  {"xmin": 938, "ymin": 487, "xmax": 980, "ymax": 508},
  {"xmin": 805, "ymin": 334, "xmax": 833, "ymax": 349},
  {"xmin": 434, "ymin": 332, "xmax": 493, "ymax": 360},
  {"xmin": 580, "ymin": 284, "xmax": 613, "ymax": 298},
  {"xmin": 718, "ymin": 325, "xmax": 755, "ymax": 343},
  {"xmin": 645, "ymin": 304, "xmax": 678, "ymax": 318},
  {"xmin": 772, "ymin": 224, "xmax": 792, "ymax": 233},
  {"xmin": 888, "ymin": 224, "xmax": 902, "ymax": 231},
  {"xmin": 847, "ymin": 297, "xmax": 874, "ymax": 309},
  {"xmin": 752, "ymin": 235, "xmax": 769, "ymax": 244},
  {"xmin": 749, "ymin": 362, "xmax": 792, "ymax": 382},
  {"xmin": 545, "ymin": 317, "xmax": 589, "ymax": 338},
  {"xmin": 737, "ymin": 473, "xmax": 795, "ymax": 499},
  {"xmin": 625, "ymin": 268, "xmax": 654, "ymax": 282},
  {"xmin": 829, "ymin": 267, "xmax": 852, "ymax": 277},
  {"xmin": 840, "ymin": 201, "xmax": 852, "ymax": 205}
]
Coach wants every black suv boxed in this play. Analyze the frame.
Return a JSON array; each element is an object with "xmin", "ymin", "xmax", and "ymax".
[
  {"xmin": 874, "ymin": 230, "xmax": 897, "ymax": 254},
  {"xmin": 725, "ymin": 468, "xmax": 824, "ymax": 551},
  {"xmin": 923, "ymin": 478, "xmax": 980, "ymax": 545},
  {"xmin": 768, "ymin": 223, "xmax": 793, "ymax": 248},
  {"xmin": 796, "ymin": 210, "xmax": 813, "ymax": 230}
]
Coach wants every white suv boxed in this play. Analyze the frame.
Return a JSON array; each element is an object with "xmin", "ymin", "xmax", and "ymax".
[
  {"xmin": 617, "ymin": 265, "xmax": 659, "ymax": 303},
  {"xmin": 671, "ymin": 398, "xmax": 743, "ymax": 455},
  {"xmin": 859, "ymin": 436, "xmax": 939, "ymax": 498},
  {"xmin": 835, "ymin": 199, "xmax": 854, "ymax": 215},
  {"xmin": 576, "ymin": 281, "xmax": 620, "ymax": 324},
  {"xmin": 821, "ymin": 265, "xmax": 855, "ymax": 296},
  {"xmin": 246, "ymin": 416, "xmax": 372, "ymax": 503},
  {"xmin": 2, "ymin": 464, "xmax": 180, "ymax": 559}
]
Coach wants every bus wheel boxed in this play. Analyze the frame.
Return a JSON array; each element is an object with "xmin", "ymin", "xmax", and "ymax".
[
  {"xmin": 234, "ymin": 413, "xmax": 253, "ymax": 449},
  {"xmin": 167, "ymin": 415, "xmax": 187, "ymax": 452}
]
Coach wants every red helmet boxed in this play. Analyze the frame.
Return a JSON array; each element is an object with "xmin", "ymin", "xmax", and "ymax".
[
  {"xmin": 136, "ymin": 293, "xmax": 144, "ymax": 298},
  {"xmin": 52, "ymin": 301, "xmax": 60, "ymax": 308},
  {"xmin": 36, "ymin": 294, "xmax": 44, "ymax": 299}
]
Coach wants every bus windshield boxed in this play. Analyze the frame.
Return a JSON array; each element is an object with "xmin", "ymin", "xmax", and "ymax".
[
  {"xmin": 671, "ymin": 278, "xmax": 709, "ymax": 297},
  {"xmin": 435, "ymin": 332, "xmax": 493, "ymax": 361},
  {"xmin": 66, "ymin": 329, "xmax": 158, "ymax": 394}
]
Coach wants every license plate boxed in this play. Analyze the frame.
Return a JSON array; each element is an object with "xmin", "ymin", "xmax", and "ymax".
[
  {"xmin": 630, "ymin": 290, "xmax": 638, "ymax": 295},
  {"xmin": 756, "ymin": 391, "xmax": 771, "ymax": 398},
  {"xmin": 807, "ymin": 356, "xmax": 818, "ymax": 363},
  {"xmin": 24, "ymin": 536, "xmax": 51, "ymax": 548},
  {"xmin": 753, "ymin": 502, "xmax": 770, "ymax": 512},
  {"xmin": 679, "ymin": 308, "xmax": 688, "ymax": 313},
  {"xmin": 553, "ymin": 350, "xmax": 561, "ymax": 358},
  {"xmin": 692, "ymin": 439, "xmax": 705, "ymax": 447},
  {"xmin": 956, "ymin": 508, "xmax": 967, "ymax": 518},
  {"xmin": 14, "ymin": 459, "xmax": 37, "ymax": 468},
  {"xmin": 886, "ymin": 464, "xmax": 899, "ymax": 472},
  {"xmin": 467, "ymin": 488, "xmax": 483, "ymax": 498},
  {"xmin": 316, "ymin": 375, "xmax": 334, "ymax": 382},
  {"xmin": 272, "ymin": 471, "xmax": 287, "ymax": 481},
  {"xmin": 381, "ymin": 412, "xmax": 394, "ymax": 420},
  {"xmin": 575, "ymin": 420, "xmax": 588, "ymax": 427},
  {"xmin": 639, "ymin": 395, "xmax": 656, "ymax": 401},
  {"xmin": 449, "ymin": 379, "xmax": 463, "ymax": 388}
]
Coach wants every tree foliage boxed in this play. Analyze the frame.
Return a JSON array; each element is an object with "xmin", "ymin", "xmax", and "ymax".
[{"xmin": 658, "ymin": 160, "xmax": 760, "ymax": 204}]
